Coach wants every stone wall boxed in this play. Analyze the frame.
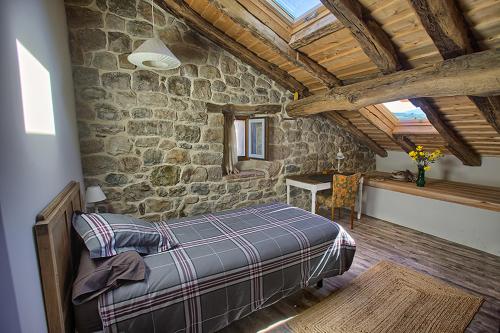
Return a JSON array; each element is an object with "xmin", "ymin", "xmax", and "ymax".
[{"xmin": 66, "ymin": 0, "xmax": 375, "ymax": 220}]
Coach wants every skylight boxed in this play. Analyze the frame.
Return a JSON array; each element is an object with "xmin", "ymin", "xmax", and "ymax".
[
  {"xmin": 383, "ymin": 100, "xmax": 428, "ymax": 121},
  {"xmin": 272, "ymin": 0, "xmax": 322, "ymax": 20}
]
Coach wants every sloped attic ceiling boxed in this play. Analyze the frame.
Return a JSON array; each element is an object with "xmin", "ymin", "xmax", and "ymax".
[{"xmin": 157, "ymin": 0, "xmax": 500, "ymax": 165}]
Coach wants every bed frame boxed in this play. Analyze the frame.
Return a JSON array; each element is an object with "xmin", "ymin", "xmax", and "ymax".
[{"xmin": 35, "ymin": 181, "xmax": 82, "ymax": 333}]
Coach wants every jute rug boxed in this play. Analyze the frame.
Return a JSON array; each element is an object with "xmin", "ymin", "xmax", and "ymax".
[{"xmin": 286, "ymin": 261, "xmax": 483, "ymax": 333}]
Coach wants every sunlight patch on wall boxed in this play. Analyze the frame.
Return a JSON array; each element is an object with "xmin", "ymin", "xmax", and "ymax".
[{"xmin": 16, "ymin": 39, "xmax": 55, "ymax": 135}]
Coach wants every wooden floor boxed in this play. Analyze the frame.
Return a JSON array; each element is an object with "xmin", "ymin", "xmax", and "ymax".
[{"xmin": 219, "ymin": 210, "xmax": 500, "ymax": 333}]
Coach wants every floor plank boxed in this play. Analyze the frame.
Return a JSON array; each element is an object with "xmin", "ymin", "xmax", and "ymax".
[{"xmin": 219, "ymin": 210, "xmax": 500, "ymax": 333}]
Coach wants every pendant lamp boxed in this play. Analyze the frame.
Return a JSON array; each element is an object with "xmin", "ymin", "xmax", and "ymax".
[
  {"xmin": 127, "ymin": 2, "xmax": 180, "ymax": 70},
  {"xmin": 128, "ymin": 38, "xmax": 181, "ymax": 70}
]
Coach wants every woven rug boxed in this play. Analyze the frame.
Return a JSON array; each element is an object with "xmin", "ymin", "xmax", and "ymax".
[{"xmin": 286, "ymin": 261, "xmax": 483, "ymax": 333}]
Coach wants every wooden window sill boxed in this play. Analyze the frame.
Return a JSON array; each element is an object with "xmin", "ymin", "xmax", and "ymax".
[{"xmin": 224, "ymin": 170, "xmax": 266, "ymax": 182}]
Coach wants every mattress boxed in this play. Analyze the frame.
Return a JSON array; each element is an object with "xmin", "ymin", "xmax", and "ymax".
[{"xmin": 74, "ymin": 202, "xmax": 356, "ymax": 332}]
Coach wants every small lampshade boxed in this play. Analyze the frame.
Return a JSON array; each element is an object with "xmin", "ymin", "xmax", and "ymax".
[
  {"xmin": 85, "ymin": 186, "xmax": 106, "ymax": 204},
  {"xmin": 128, "ymin": 38, "xmax": 181, "ymax": 70},
  {"xmin": 336, "ymin": 149, "xmax": 345, "ymax": 160}
]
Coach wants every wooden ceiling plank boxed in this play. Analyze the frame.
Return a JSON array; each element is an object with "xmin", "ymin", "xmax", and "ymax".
[
  {"xmin": 323, "ymin": 112, "xmax": 388, "ymax": 157},
  {"xmin": 157, "ymin": 0, "xmax": 309, "ymax": 96},
  {"xmin": 320, "ymin": 0, "xmax": 401, "ymax": 73},
  {"xmin": 207, "ymin": 0, "xmax": 341, "ymax": 88},
  {"xmin": 408, "ymin": 0, "xmax": 500, "ymax": 134}
]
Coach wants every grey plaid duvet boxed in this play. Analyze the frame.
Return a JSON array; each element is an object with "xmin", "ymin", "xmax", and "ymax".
[{"xmin": 98, "ymin": 202, "xmax": 356, "ymax": 332}]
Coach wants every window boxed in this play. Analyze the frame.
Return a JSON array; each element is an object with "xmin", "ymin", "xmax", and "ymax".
[
  {"xmin": 383, "ymin": 100, "xmax": 428, "ymax": 122},
  {"xmin": 271, "ymin": 0, "xmax": 322, "ymax": 20},
  {"xmin": 234, "ymin": 118, "xmax": 247, "ymax": 159},
  {"xmin": 248, "ymin": 118, "xmax": 267, "ymax": 159},
  {"xmin": 234, "ymin": 117, "xmax": 268, "ymax": 161}
]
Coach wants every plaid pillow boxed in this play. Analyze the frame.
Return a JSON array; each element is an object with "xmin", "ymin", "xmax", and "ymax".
[{"xmin": 73, "ymin": 212, "xmax": 177, "ymax": 259}]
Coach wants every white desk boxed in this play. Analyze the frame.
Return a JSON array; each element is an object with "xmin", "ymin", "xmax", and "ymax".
[{"xmin": 285, "ymin": 173, "xmax": 364, "ymax": 219}]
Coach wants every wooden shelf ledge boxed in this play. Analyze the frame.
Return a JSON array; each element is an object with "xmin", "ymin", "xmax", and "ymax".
[{"xmin": 364, "ymin": 172, "xmax": 500, "ymax": 212}]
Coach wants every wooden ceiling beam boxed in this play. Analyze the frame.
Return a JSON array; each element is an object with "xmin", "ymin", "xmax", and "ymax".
[
  {"xmin": 392, "ymin": 135, "xmax": 417, "ymax": 153},
  {"xmin": 157, "ymin": 0, "xmax": 309, "ymax": 96},
  {"xmin": 410, "ymin": 99, "xmax": 481, "ymax": 166},
  {"xmin": 468, "ymin": 96, "xmax": 500, "ymax": 133},
  {"xmin": 407, "ymin": 0, "xmax": 472, "ymax": 59},
  {"xmin": 359, "ymin": 108, "xmax": 416, "ymax": 153},
  {"xmin": 206, "ymin": 103, "xmax": 281, "ymax": 114},
  {"xmin": 286, "ymin": 49, "xmax": 500, "ymax": 116},
  {"xmin": 319, "ymin": 0, "xmax": 401, "ymax": 74},
  {"xmin": 289, "ymin": 14, "xmax": 343, "ymax": 49},
  {"xmin": 207, "ymin": 0, "xmax": 341, "ymax": 88},
  {"xmin": 407, "ymin": 0, "xmax": 500, "ymax": 134},
  {"xmin": 323, "ymin": 112, "xmax": 388, "ymax": 157}
]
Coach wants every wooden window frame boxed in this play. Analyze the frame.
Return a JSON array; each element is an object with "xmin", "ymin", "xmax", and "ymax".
[
  {"xmin": 234, "ymin": 116, "xmax": 269, "ymax": 161},
  {"xmin": 235, "ymin": 116, "xmax": 249, "ymax": 161},
  {"xmin": 248, "ymin": 117, "xmax": 269, "ymax": 160}
]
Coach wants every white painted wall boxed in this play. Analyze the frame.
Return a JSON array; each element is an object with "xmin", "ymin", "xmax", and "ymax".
[
  {"xmin": 361, "ymin": 187, "xmax": 500, "ymax": 256},
  {"xmin": 0, "ymin": 0, "xmax": 83, "ymax": 332},
  {"xmin": 372, "ymin": 150, "xmax": 500, "ymax": 256},
  {"xmin": 377, "ymin": 151, "xmax": 500, "ymax": 187}
]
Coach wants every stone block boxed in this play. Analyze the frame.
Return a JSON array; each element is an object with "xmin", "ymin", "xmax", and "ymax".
[{"xmin": 150, "ymin": 165, "xmax": 180, "ymax": 186}]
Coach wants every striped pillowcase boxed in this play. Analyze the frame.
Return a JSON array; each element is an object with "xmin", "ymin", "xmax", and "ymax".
[{"xmin": 73, "ymin": 212, "xmax": 177, "ymax": 259}]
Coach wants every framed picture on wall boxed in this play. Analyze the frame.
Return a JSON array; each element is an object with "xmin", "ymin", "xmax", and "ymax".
[{"xmin": 248, "ymin": 118, "xmax": 267, "ymax": 160}]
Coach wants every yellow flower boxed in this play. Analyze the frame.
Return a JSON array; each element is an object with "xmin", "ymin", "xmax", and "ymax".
[
  {"xmin": 424, "ymin": 166, "xmax": 430, "ymax": 171},
  {"xmin": 419, "ymin": 152, "xmax": 424, "ymax": 156},
  {"xmin": 409, "ymin": 151, "xmax": 416, "ymax": 157},
  {"xmin": 416, "ymin": 145, "xmax": 423, "ymax": 151}
]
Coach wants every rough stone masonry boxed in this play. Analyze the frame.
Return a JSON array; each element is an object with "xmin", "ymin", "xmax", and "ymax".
[{"xmin": 65, "ymin": 0, "xmax": 375, "ymax": 220}]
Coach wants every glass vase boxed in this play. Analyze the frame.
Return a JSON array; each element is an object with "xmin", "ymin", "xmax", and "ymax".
[{"xmin": 416, "ymin": 165, "xmax": 426, "ymax": 187}]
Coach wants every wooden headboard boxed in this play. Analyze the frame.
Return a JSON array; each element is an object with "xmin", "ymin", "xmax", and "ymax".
[{"xmin": 35, "ymin": 181, "xmax": 82, "ymax": 333}]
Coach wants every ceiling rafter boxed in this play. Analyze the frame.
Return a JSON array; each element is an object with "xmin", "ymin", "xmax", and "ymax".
[
  {"xmin": 319, "ymin": 0, "xmax": 401, "ymax": 74},
  {"xmin": 323, "ymin": 112, "xmax": 388, "ymax": 157},
  {"xmin": 156, "ymin": 0, "xmax": 310, "ymax": 96},
  {"xmin": 207, "ymin": 0, "xmax": 342, "ymax": 88},
  {"xmin": 410, "ymin": 99, "xmax": 481, "ymax": 165},
  {"xmin": 359, "ymin": 107, "xmax": 416, "ymax": 153},
  {"xmin": 408, "ymin": 0, "xmax": 500, "ymax": 134},
  {"xmin": 289, "ymin": 14, "xmax": 343, "ymax": 49},
  {"xmin": 318, "ymin": 0, "xmax": 482, "ymax": 165}
]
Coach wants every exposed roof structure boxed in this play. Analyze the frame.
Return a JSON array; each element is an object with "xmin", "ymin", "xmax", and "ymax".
[{"xmin": 158, "ymin": 0, "xmax": 500, "ymax": 164}]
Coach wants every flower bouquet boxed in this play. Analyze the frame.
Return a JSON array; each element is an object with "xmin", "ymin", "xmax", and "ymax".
[{"xmin": 408, "ymin": 145, "xmax": 443, "ymax": 187}]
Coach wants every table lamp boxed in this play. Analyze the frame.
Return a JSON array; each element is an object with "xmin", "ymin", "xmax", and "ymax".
[
  {"xmin": 85, "ymin": 185, "xmax": 106, "ymax": 213},
  {"xmin": 336, "ymin": 148, "xmax": 345, "ymax": 173}
]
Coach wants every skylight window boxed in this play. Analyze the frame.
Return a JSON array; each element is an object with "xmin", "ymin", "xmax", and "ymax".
[
  {"xmin": 272, "ymin": 0, "xmax": 322, "ymax": 20},
  {"xmin": 383, "ymin": 100, "xmax": 428, "ymax": 121}
]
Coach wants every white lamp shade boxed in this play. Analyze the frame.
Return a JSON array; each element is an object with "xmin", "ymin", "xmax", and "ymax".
[
  {"xmin": 128, "ymin": 38, "xmax": 181, "ymax": 70},
  {"xmin": 336, "ymin": 150, "xmax": 345, "ymax": 160},
  {"xmin": 85, "ymin": 186, "xmax": 106, "ymax": 204}
]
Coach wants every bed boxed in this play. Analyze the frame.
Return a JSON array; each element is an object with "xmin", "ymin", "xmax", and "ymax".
[{"xmin": 35, "ymin": 182, "xmax": 356, "ymax": 333}]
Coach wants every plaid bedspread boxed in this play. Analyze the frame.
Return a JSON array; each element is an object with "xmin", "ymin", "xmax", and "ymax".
[{"xmin": 99, "ymin": 202, "xmax": 356, "ymax": 332}]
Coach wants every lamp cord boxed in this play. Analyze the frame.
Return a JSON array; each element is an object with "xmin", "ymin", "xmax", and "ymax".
[{"xmin": 151, "ymin": 0, "xmax": 155, "ymax": 30}]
